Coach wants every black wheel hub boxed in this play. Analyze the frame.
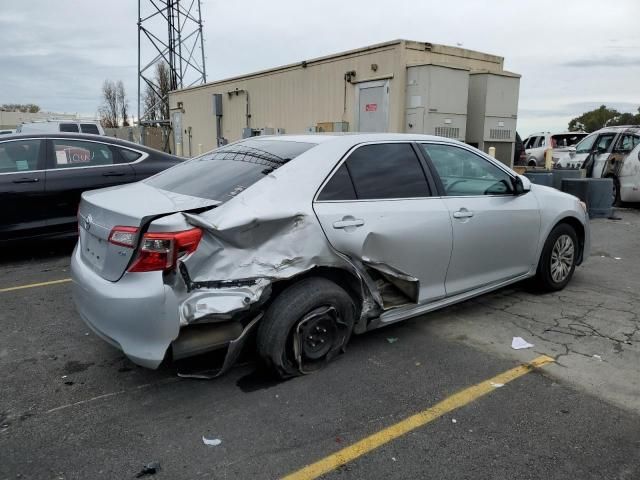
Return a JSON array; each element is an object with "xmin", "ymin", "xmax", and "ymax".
[{"xmin": 299, "ymin": 311, "xmax": 338, "ymax": 360}]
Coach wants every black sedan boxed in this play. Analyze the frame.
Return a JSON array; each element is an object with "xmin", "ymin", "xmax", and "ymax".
[{"xmin": 0, "ymin": 133, "xmax": 182, "ymax": 241}]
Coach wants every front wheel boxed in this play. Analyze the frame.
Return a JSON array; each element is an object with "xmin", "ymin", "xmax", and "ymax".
[
  {"xmin": 534, "ymin": 224, "xmax": 578, "ymax": 292},
  {"xmin": 256, "ymin": 277, "xmax": 356, "ymax": 378}
]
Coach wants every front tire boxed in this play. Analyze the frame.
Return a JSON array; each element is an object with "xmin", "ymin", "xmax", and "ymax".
[
  {"xmin": 256, "ymin": 277, "xmax": 356, "ymax": 378},
  {"xmin": 534, "ymin": 224, "xmax": 578, "ymax": 292}
]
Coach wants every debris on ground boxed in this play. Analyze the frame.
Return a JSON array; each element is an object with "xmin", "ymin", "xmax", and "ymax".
[
  {"xmin": 511, "ymin": 337, "xmax": 534, "ymax": 350},
  {"xmin": 202, "ymin": 436, "xmax": 222, "ymax": 446},
  {"xmin": 593, "ymin": 354, "xmax": 603, "ymax": 361},
  {"xmin": 135, "ymin": 461, "xmax": 161, "ymax": 478},
  {"xmin": 451, "ymin": 418, "xmax": 457, "ymax": 424},
  {"xmin": 490, "ymin": 382, "xmax": 504, "ymax": 388},
  {"xmin": 386, "ymin": 337, "xmax": 398, "ymax": 344}
]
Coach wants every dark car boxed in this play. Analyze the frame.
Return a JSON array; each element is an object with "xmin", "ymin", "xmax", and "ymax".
[{"xmin": 0, "ymin": 133, "xmax": 182, "ymax": 241}]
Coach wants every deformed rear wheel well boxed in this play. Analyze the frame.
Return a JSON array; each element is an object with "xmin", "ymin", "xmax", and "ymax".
[
  {"xmin": 554, "ymin": 217, "xmax": 585, "ymax": 264},
  {"xmin": 268, "ymin": 267, "xmax": 364, "ymax": 319}
]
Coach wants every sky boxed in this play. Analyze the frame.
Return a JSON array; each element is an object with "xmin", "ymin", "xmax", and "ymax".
[{"xmin": 1, "ymin": 0, "xmax": 638, "ymax": 137}]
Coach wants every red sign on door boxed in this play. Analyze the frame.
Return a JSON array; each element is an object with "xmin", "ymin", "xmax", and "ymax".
[{"xmin": 365, "ymin": 103, "xmax": 378, "ymax": 112}]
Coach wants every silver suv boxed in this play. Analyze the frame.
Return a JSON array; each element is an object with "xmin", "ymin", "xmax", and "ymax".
[{"xmin": 523, "ymin": 131, "xmax": 588, "ymax": 167}]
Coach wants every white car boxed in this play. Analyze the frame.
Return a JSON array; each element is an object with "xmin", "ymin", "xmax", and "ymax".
[
  {"xmin": 617, "ymin": 141, "xmax": 640, "ymax": 203},
  {"xmin": 523, "ymin": 131, "xmax": 588, "ymax": 167},
  {"xmin": 16, "ymin": 120, "xmax": 104, "ymax": 135}
]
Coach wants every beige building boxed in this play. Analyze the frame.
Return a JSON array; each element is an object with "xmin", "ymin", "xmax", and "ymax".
[{"xmin": 168, "ymin": 39, "xmax": 520, "ymax": 165}]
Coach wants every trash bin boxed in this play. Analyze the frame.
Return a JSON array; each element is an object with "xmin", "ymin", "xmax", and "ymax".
[
  {"xmin": 552, "ymin": 169, "xmax": 583, "ymax": 191},
  {"xmin": 561, "ymin": 178, "xmax": 613, "ymax": 218},
  {"xmin": 524, "ymin": 171, "xmax": 554, "ymax": 187}
]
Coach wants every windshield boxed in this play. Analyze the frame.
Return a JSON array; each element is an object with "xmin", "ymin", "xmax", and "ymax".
[
  {"xmin": 145, "ymin": 139, "xmax": 316, "ymax": 201},
  {"xmin": 575, "ymin": 133, "xmax": 597, "ymax": 154}
]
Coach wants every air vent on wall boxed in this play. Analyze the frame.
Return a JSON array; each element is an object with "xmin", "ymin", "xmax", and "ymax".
[
  {"xmin": 434, "ymin": 126, "xmax": 460, "ymax": 139},
  {"xmin": 490, "ymin": 128, "xmax": 512, "ymax": 140}
]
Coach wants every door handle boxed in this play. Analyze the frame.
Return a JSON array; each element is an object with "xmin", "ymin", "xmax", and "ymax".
[
  {"xmin": 102, "ymin": 172, "xmax": 125, "ymax": 177},
  {"xmin": 333, "ymin": 218, "xmax": 365, "ymax": 229},
  {"xmin": 12, "ymin": 177, "xmax": 39, "ymax": 184},
  {"xmin": 453, "ymin": 209, "xmax": 474, "ymax": 219}
]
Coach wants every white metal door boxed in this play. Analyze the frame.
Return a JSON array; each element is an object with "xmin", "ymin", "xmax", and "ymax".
[{"xmin": 356, "ymin": 81, "xmax": 389, "ymax": 132}]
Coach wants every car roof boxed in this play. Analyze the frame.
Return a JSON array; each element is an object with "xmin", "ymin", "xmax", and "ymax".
[
  {"xmin": 247, "ymin": 132, "xmax": 467, "ymax": 147},
  {"xmin": 0, "ymin": 132, "xmax": 176, "ymax": 156}
]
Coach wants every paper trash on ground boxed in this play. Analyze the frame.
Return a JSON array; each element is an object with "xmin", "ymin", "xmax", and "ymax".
[
  {"xmin": 202, "ymin": 436, "xmax": 222, "ymax": 446},
  {"xmin": 511, "ymin": 337, "xmax": 534, "ymax": 350}
]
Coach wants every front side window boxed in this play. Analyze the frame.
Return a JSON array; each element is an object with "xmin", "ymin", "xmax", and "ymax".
[
  {"xmin": 595, "ymin": 133, "xmax": 616, "ymax": 153},
  {"xmin": 51, "ymin": 140, "xmax": 114, "ymax": 168},
  {"xmin": 146, "ymin": 139, "xmax": 316, "ymax": 201},
  {"xmin": 421, "ymin": 144, "xmax": 514, "ymax": 196},
  {"xmin": 0, "ymin": 140, "xmax": 41, "ymax": 173}
]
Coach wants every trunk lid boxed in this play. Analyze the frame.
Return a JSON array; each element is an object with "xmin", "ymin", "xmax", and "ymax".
[{"xmin": 78, "ymin": 182, "xmax": 219, "ymax": 281}]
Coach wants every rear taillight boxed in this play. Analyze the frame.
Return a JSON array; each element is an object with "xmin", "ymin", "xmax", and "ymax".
[
  {"xmin": 108, "ymin": 226, "xmax": 139, "ymax": 247},
  {"xmin": 127, "ymin": 228, "xmax": 202, "ymax": 273}
]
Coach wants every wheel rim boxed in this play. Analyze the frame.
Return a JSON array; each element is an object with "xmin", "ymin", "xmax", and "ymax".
[
  {"xmin": 292, "ymin": 306, "xmax": 347, "ymax": 374},
  {"xmin": 550, "ymin": 234, "xmax": 574, "ymax": 283}
]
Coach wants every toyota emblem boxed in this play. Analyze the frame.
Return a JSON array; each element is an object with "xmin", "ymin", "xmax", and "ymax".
[{"xmin": 84, "ymin": 214, "xmax": 93, "ymax": 231}]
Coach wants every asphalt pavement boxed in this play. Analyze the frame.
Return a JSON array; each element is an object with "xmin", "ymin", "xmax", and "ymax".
[{"xmin": 1, "ymin": 213, "xmax": 639, "ymax": 479}]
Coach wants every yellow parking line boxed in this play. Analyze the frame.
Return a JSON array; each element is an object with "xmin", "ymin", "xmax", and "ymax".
[
  {"xmin": 281, "ymin": 355, "xmax": 554, "ymax": 480},
  {"xmin": 0, "ymin": 278, "xmax": 72, "ymax": 293}
]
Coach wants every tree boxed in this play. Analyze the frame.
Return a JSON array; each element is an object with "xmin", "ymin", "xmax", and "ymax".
[
  {"xmin": 98, "ymin": 79, "xmax": 129, "ymax": 127},
  {"xmin": 1, "ymin": 103, "xmax": 40, "ymax": 113},
  {"xmin": 568, "ymin": 105, "xmax": 640, "ymax": 132},
  {"xmin": 141, "ymin": 61, "xmax": 171, "ymax": 124}
]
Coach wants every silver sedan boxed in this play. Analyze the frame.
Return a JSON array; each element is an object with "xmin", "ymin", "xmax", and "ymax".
[{"xmin": 71, "ymin": 134, "xmax": 590, "ymax": 377}]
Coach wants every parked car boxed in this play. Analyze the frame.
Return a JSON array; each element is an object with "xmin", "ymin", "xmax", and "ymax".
[
  {"xmin": 72, "ymin": 134, "xmax": 590, "ymax": 377},
  {"xmin": 0, "ymin": 133, "xmax": 182, "ymax": 241},
  {"xmin": 523, "ymin": 131, "xmax": 588, "ymax": 167},
  {"xmin": 616, "ymin": 141, "xmax": 640, "ymax": 204},
  {"xmin": 16, "ymin": 120, "xmax": 105, "ymax": 135}
]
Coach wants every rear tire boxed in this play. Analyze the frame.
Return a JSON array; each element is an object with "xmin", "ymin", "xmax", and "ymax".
[
  {"xmin": 609, "ymin": 175, "xmax": 622, "ymax": 207},
  {"xmin": 256, "ymin": 277, "xmax": 356, "ymax": 378},
  {"xmin": 534, "ymin": 224, "xmax": 578, "ymax": 292}
]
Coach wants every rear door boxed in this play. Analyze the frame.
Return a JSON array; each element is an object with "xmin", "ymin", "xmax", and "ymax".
[
  {"xmin": 420, "ymin": 143, "xmax": 540, "ymax": 296},
  {"xmin": 0, "ymin": 138, "xmax": 47, "ymax": 240},
  {"xmin": 313, "ymin": 142, "xmax": 452, "ymax": 306},
  {"xmin": 44, "ymin": 138, "xmax": 136, "ymax": 234}
]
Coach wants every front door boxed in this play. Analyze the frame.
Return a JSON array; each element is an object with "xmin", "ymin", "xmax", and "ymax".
[
  {"xmin": 313, "ymin": 142, "xmax": 452, "ymax": 306},
  {"xmin": 0, "ymin": 138, "xmax": 47, "ymax": 240},
  {"xmin": 420, "ymin": 143, "xmax": 541, "ymax": 296},
  {"xmin": 589, "ymin": 132, "xmax": 617, "ymax": 178},
  {"xmin": 356, "ymin": 81, "xmax": 389, "ymax": 132}
]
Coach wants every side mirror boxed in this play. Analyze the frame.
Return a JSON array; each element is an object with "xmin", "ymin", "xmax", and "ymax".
[{"xmin": 514, "ymin": 175, "xmax": 531, "ymax": 194}]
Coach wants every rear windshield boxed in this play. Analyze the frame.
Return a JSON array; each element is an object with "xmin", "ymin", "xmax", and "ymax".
[
  {"xmin": 145, "ymin": 139, "xmax": 316, "ymax": 201},
  {"xmin": 552, "ymin": 133, "xmax": 587, "ymax": 148}
]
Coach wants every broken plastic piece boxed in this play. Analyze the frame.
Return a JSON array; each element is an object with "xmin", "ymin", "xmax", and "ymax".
[
  {"xmin": 135, "ymin": 461, "xmax": 161, "ymax": 478},
  {"xmin": 202, "ymin": 436, "xmax": 222, "ymax": 446},
  {"xmin": 451, "ymin": 418, "xmax": 457, "ymax": 424},
  {"xmin": 511, "ymin": 337, "xmax": 534, "ymax": 350},
  {"xmin": 593, "ymin": 354, "xmax": 603, "ymax": 361},
  {"xmin": 490, "ymin": 382, "xmax": 504, "ymax": 388}
]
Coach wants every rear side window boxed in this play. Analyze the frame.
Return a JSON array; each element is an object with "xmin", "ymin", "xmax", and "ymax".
[
  {"xmin": 59, "ymin": 123, "xmax": 79, "ymax": 133},
  {"xmin": 80, "ymin": 123, "xmax": 100, "ymax": 134},
  {"xmin": 317, "ymin": 164, "xmax": 356, "ymax": 201},
  {"xmin": 119, "ymin": 148, "xmax": 143, "ymax": 162},
  {"xmin": 146, "ymin": 139, "xmax": 316, "ymax": 201},
  {"xmin": 338, "ymin": 143, "xmax": 430, "ymax": 200},
  {"xmin": 614, "ymin": 134, "xmax": 640, "ymax": 153},
  {"xmin": 51, "ymin": 139, "xmax": 114, "ymax": 168},
  {"xmin": 0, "ymin": 140, "xmax": 41, "ymax": 173}
]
